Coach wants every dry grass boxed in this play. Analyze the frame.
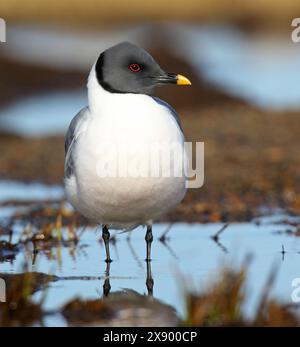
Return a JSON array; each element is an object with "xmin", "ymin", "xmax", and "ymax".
[
  {"xmin": 185, "ymin": 262, "xmax": 300, "ymax": 327},
  {"xmin": 0, "ymin": 271, "xmax": 54, "ymax": 326}
]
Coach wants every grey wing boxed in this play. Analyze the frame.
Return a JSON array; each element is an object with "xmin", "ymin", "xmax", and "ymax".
[
  {"xmin": 151, "ymin": 96, "xmax": 183, "ymax": 133},
  {"xmin": 64, "ymin": 107, "xmax": 89, "ymax": 179}
]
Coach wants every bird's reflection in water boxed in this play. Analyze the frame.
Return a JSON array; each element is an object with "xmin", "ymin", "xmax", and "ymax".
[
  {"xmin": 102, "ymin": 260, "xmax": 154, "ymax": 297},
  {"xmin": 100, "ymin": 258, "xmax": 179, "ymax": 326},
  {"xmin": 101, "ymin": 230, "xmax": 181, "ymax": 298}
]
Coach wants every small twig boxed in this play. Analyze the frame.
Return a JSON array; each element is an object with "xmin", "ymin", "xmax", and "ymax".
[
  {"xmin": 213, "ymin": 238, "xmax": 229, "ymax": 254},
  {"xmin": 255, "ymin": 260, "xmax": 279, "ymax": 320},
  {"xmin": 210, "ymin": 224, "xmax": 229, "ymax": 253},
  {"xmin": 281, "ymin": 245, "xmax": 286, "ymax": 261},
  {"xmin": 211, "ymin": 223, "xmax": 229, "ymax": 241},
  {"xmin": 112, "ymin": 239, "xmax": 119, "ymax": 261},
  {"xmin": 159, "ymin": 223, "xmax": 173, "ymax": 243},
  {"xmin": 160, "ymin": 239, "xmax": 179, "ymax": 260},
  {"xmin": 126, "ymin": 230, "xmax": 132, "ymax": 241},
  {"xmin": 126, "ymin": 237, "xmax": 144, "ymax": 270},
  {"xmin": 77, "ymin": 224, "xmax": 87, "ymax": 239}
]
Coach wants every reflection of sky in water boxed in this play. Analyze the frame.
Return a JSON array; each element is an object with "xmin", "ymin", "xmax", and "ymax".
[
  {"xmin": 1, "ymin": 214, "xmax": 300, "ymax": 326},
  {"xmin": 171, "ymin": 24, "xmax": 300, "ymax": 110}
]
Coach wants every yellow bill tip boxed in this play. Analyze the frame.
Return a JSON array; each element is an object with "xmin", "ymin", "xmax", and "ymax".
[{"xmin": 176, "ymin": 74, "xmax": 192, "ymax": 86}]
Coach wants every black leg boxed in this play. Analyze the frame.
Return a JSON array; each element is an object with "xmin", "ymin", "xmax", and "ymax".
[
  {"xmin": 145, "ymin": 225, "xmax": 153, "ymax": 262},
  {"xmin": 146, "ymin": 258, "xmax": 154, "ymax": 297},
  {"xmin": 103, "ymin": 261, "xmax": 111, "ymax": 297},
  {"xmin": 102, "ymin": 225, "xmax": 112, "ymax": 263}
]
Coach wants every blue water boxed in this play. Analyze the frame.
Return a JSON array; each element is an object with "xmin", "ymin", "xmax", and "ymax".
[
  {"xmin": 0, "ymin": 180, "xmax": 64, "ymax": 201},
  {"xmin": 0, "ymin": 91, "xmax": 86, "ymax": 136}
]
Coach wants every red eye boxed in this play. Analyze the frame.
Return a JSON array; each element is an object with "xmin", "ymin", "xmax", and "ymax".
[{"xmin": 129, "ymin": 63, "xmax": 141, "ymax": 72}]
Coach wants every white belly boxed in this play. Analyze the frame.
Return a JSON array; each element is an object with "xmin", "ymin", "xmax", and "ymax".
[{"xmin": 67, "ymin": 94, "xmax": 187, "ymax": 229}]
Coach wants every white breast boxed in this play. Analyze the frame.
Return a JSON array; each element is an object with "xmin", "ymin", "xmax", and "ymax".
[{"xmin": 67, "ymin": 70, "xmax": 187, "ymax": 229}]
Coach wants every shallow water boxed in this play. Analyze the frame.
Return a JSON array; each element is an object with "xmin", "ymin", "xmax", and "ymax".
[
  {"xmin": 0, "ymin": 180, "xmax": 64, "ymax": 201},
  {"xmin": 0, "ymin": 91, "xmax": 86, "ymax": 136},
  {"xmin": 1, "ymin": 202, "xmax": 300, "ymax": 326}
]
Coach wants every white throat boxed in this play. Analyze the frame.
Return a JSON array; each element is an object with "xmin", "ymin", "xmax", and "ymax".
[{"xmin": 87, "ymin": 64, "xmax": 113, "ymax": 113}]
